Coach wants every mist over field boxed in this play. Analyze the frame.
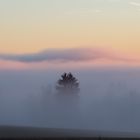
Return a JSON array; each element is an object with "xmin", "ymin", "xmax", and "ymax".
[{"xmin": 0, "ymin": 68, "xmax": 140, "ymax": 133}]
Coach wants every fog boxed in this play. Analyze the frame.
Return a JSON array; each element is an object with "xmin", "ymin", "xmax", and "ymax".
[{"xmin": 0, "ymin": 68, "xmax": 140, "ymax": 133}]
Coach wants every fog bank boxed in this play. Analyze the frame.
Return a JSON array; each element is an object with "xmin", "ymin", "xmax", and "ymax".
[{"xmin": 0, "ymin": 68, "xmax": 140, "ymax": 133}]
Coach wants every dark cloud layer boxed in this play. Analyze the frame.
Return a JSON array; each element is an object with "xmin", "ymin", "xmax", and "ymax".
[{"xmin": 0, "ymin": 47, "xmax": 136, "ymax": 63}]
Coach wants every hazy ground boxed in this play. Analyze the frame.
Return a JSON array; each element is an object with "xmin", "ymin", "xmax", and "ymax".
[{"xmin": 0, "ymin": 68, "xmax": 140, "ymax": 133}]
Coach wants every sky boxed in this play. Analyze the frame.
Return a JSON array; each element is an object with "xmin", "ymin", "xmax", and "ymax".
[
  {"xmin": 0, "ymin": 0, "xmax": 140, "ymax": 70},
  {"xmin": 1, "ymin": 0, "xmax": 140, "ymax": 133}
]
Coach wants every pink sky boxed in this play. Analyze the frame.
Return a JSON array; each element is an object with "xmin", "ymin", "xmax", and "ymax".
[{"xmin": 0, "ymin": 0, "xmax": 140, "ymax": 70}]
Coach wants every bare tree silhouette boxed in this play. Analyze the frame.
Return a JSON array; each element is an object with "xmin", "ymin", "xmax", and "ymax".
[{"xmin": 56, "ymin": 72, "xmax": 80, "ymax": 94}]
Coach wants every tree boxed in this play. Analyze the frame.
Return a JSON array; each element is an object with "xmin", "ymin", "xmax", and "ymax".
[{"xmin": 56, "ymin": 72, "xmax": 80, "ymax": 94}]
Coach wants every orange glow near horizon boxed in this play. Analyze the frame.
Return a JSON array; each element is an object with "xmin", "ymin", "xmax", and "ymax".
[{"xmin": 0, "ymin": 0, "xmax": 140, "ymax": 69}]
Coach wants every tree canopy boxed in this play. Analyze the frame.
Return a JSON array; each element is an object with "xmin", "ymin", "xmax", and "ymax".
[{"xmin": 56, "ymin": 72, "xmax": 80, "ymax": 94}]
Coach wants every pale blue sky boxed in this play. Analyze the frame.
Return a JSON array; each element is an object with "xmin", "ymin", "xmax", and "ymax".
[
  {"xmin": 0, "ymin": 0, "xmax": 140, "ymax": 57},
  {"xmin": 0, "ymin": 0, "xmax": 139, "ymax": 24}
]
